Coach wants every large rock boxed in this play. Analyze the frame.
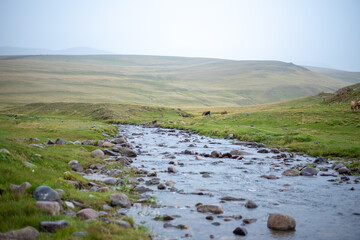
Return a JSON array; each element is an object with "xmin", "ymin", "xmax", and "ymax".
[
  {"xmin": 9, "ymin": 182, "xmax": 31, "ymax": 195},
  {"xmin": 197, "ymin": 204, "xmax": 224, "ymax": 214},
  {"xmin": 282, "ymin": 169, "xmax": 300, "ymax": 176},
  {"xmin": 314, "ymin": 157, "xmax": 328, "ymax": 164},
  {"xmin": 39, "ymin": 220, "xmax": 70, "ymax": 232},
  {"xmin": 300, "ymin": 167, "xmax": 318, "ymax": 176},
  {"xmin": 229, "ymin": 149, "xmax": 252, "ymax": 155},
  {"xmin": 0, "ymin": 226, "xmax": 39, "ymax": 240},
  {"xmin": 113, "ymin": 137, "xmax": 127, "ymax": 144},
  {"xmin": 68, "ymin": 160, "xmax": 83, "ymax": 172},
  {"xmin": 233, "ymin": 227, "xmax": 248, "ymax": 236},
  {"xmin": 91, "ymin": 149, "xmax": 104, "ymax": 159},
  {"xmin": 104, "ymin": 178, "xmax": 117, "ymax": 186},
  {"xmin": 76, "ymin": 208, "xmax": 99, "ymax": 220},
  {"xmin": 32, "ymin": 186, "xmax": 61, "ymax": 203},
  {"xmin": 267, "ymin": 213, "xmax": 296, "ymax": 231},
  {"xmin": 103, "ymin": 149, "xmax": 119, "ymax": 156},
  {"xmin": 82, "ymin": 140, "xmax": 95, "ymax": 145},
  {"xmin": 36, "ymin": 201, "xmax": 60, "ymax": 215},
  {"xmin": 102, "ymin": 141, "xmax": 115, "ymax": 148},
  {"xmin": 110, "ymin": 193, "xmax": 131, "ymax": 208},
  {"xmin": 168, "ymin": 166, "xmax": 177, "ymax": 173},
  {"xmin": 120, "ymin": 149, "xmax": 137, "ymax": 157},
  {"xmin": 338, "ymin": 167, "xmax": 350, "ymax": 174},
  {"xmin": 211, "ymin": 151, "xmax": 220, "ymax": 158}
]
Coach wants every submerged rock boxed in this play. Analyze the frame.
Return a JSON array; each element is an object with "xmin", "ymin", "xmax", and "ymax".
[
  {"xmin": 300, "ymin": 167, "xmax": 318, "ymax": 176},
  {"xmin": 267, "ymin": 213, "xmax": 296, "ymax": 231},
  {"xmin": 197, "ymin": 204, "xmax": 224, "ymax": 214}
]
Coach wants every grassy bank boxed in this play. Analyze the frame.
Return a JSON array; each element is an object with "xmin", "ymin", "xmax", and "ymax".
[{"xmin": 0, "ymin": 114, "xmax": 150, "ymax": 239}]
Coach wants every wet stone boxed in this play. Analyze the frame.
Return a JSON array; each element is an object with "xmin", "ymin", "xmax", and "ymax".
[
  {"xmin": 197, "ymin": 204, "xmax": 224, "ymax": 214},
  {"xmin": 282, "ymin": 169, "xmax": 300, "ymax": 176},
  {"xmin": 233, "ymin": 227, "xmax": 248, "ymax": 236},
  {"xmin": 300, "ymin": 167, "xmax": 318, "ymax": 176},
  {"xmin": 245, "ymin": 200, "xmax": 258, "ymax": 209},
  {"xmin": 243, "ymin": 218, "xmax": 257, "ymax": 224},
  {"xmin": 267, "ymin": 213, "xmax": 296, "ymax": 231},
  {"xmin": 168, "ymin": 166, "xmax": 177, "ymax": 173},
  {"xmin": 158, "ymin": 183, "xmax": 166, "ymax": 190},
  {"xmin": 261, "ymin": 174, "xmax": 279, "ymax": 179}
]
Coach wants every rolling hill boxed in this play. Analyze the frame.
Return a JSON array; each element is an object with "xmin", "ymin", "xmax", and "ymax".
[{"xmin": 0, "ymin": 55, "xmax": 356, "ymax": 107}]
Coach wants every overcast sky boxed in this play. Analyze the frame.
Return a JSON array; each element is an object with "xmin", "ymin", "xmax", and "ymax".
[{"xmin": 0, "ymin": 0, "xmax": 359, "ymax": 71}]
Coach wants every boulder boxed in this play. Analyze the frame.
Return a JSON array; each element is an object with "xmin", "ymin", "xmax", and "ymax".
[
  {"xmin": 9, "ymin": 182, "xmax": 31, "ymax": 195},
  {"xmin": 261, "ymin": 174, "xmax": 279, "ymax": 179},
  {"xmin": 158, "ymin": 183, "xmax": 166, "ymax": 190},
  {"xmin": 102, "ymin": 141, "xmax": 115, "ymax": 148},
  {"xmin": 39, "ymin": 220, "xmax": 70, "ymax": 232},
  {"xmin": 300, "ymin": 167, "xmax": 318, "ymax": 176},
  {"xmin": 104, "ymin": 178, "xmax": 117, "ymax": 186},
  {"xmin": 229, "ymin": 149, "xmax": 252, "ymax": 155},
  {"xmin": 0, "ymin": 226, "xmax": 39, "ymax": 240},
  {"xmin": 168, "ymin": 166, "xmax": 177, "ymax": 173},
  {"xmin": 76, "ymin": 208, "xmax": 99, "ymax": 220},
  {"xmin": 314, "ymin": 157, "xmax": 328, "ymax": 164},
  {"xmin": 338, "ymin": 167, "xmax": 350, "ymax": 174},
  {"xmin": 82, "ymin": 140, "xmax": 95, "ymax": 145},
  {"xmin": 133, "ymin": 186, "xmax": 152, "ymax": 192},
  {"xmin": 36, "ymin": 201, "xmax": 60, "ymax": 215},
  {"xmin": 197, "ymin": 204, "xmax": 224, "ymax": 214},
  {"xmin": 103, "ymin": 149, "xmax": 119, "ymax": 156},
  {"xmin": 32, "ymin": 186, "xmax": 61, "ymax": 203},
  {"xmin": 257, "ymin": 149, "xmax": 269, "ymax": 153},
  {"xmin": 245, "ymin": 200, "xmax": 258, "ymax": 209},
  {"xmin": 233, "ymin": 227, "xmax": 248, "ymax": 236},
  {"xmin": 267, "ymin": 213, "xmax": 296, "ymax": 231},
  {"xmin": 333, "ymin": 163, "xmax": 346, "ymax": 170},
  {"xmin": 110, "ymin": 193, "xmax": 131, "ymax": 208},
  {"xmin": 120, "ymin": 149, "xmax": 137, "ymax": 157},
  {"xmin": 211, "ymin": 151, "xmax": 220, "ymax": 158},
  {"xmin": 68, "ymin": 160, "xmax": 83, "ymax": 172},
  {"xmin": 282, "ymin": 169, "xmax": 300, "ymax": 176},
  {"xmin": 113, "ymin": 137, "xmax": 127, "ymax": 144},
  {"xmin": 91, "ymin": 149, "xmax": 104, "ymax": 159}
]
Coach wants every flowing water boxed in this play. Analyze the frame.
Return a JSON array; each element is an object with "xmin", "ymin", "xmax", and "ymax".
[{"xmin": 87, "ymin": 124, "xmax": 360, "ymax": 240}]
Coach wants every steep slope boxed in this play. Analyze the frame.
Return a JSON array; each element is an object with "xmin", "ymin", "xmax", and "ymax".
[{"xmin": 0, "ymin": 55, "xmax": 350, "ymax": 107}]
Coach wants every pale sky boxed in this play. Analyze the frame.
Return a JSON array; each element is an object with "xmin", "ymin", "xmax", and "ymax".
[{"xmin": 0, "ymin": 0, "xmax": 359, "ymax": 71}]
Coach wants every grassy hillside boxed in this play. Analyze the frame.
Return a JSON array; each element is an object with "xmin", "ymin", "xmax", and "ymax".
[
  {"xmin": 307, "ymin": 66, "xmax": 360, "ymax": 84},
  {"xmin": 0, "ymin": 55, "xmax": 352, "ymax": 107}
]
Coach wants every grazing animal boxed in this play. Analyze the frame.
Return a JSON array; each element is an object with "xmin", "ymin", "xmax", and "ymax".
[
  {"xmin": 202, "ymin": 111, "xmax": 211, "ymax": 116},
  {"xmin": 350, "ymin": 101, "xmax": 358, "ymax": 112},
  {"xmin": 221, "ymin": 111, "xmax": 228, "ymax": 115}
]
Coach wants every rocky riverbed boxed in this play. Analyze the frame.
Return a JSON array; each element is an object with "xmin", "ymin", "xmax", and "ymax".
[{"xmin": 83, "ymin": 124, "xmax": 360, "ymax": 240}]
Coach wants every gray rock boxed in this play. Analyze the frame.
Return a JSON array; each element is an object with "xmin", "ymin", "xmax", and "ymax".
[
  {"xmin": 39, "ymin": 220, "xmax": 70, "ymax": 232},
  {"xmin": 110, "ymin": 193, "xmax": 131, "ymax": 208},
  {"xmin": 0, "ymin": 226, "xmax": 39, "ymax": 240},
  {"xmin": 0, "ymin": 148, "xmax": 10, "ymax": 155},
  {"xmin": 168, "ymin": 166, "xmax": 177, "ymax": 173},
  {"xmin": 233, "ymin": 227, "xmax": 248, "ymax": 236},
  {"xmin": 270, "ymin": 148, "xmax": 280, "ymax": 153},
  {"xmin": 65, "ymin": 201, "xmax": 75, "ymax": 209},
  {"xmin": 29, "ymin": 143, "xmax": 43, "ymax": 148},
  {"xmin": 9, "ymin": 182, "xmax": 31, "ymax": 195},
  {"xmin": 245, "ymin": 200, "xmax": 258, "ymax": 209},
  {"xmin": 314, "ymin": 157, "xmax": 328, "ymax": 164},
  {"xmin": 113, "ymin": 137, "xmax": 127, "ymax": 144},
  {"xmin": 32, "ymin": 185, "xmax": 61, "ymax": 203},
  {"xmin": 221, "ymin": 196, "xmax": 246, "ymax": 201},
  {"xmin": 103, "ymin": 149, "xmax": 119, "ymax": 156},
  {"xmin": 68, "ymin": 160, "xmax": 83, "ymax": 172},
  {"xmin": 97, "ymin": 187, "xmax": 109, "ymax": 192},
  {"xmin": 23, "ymin": 161, "xmax": 37, "ymax": 168},
  {"xmin": 261, "ymin": 174, "xmax": 279, "ymax": 179},
  {"xmin": 91, "ymin": 149, "xmax": 104, "ymax": 159},
  {"xmin": 71, "ymin": 231, "xmax": 88, "ymax": 237},
  {"xmin": 158, "ymin": 183, "xmax": 166, "ymax": 190},
  {"xmin": 333, "ymin": 163, "xmax": 346, "ymax": 170},
  {"xmin": 133, "ymin": 186, "xmax": 153, "ymax": 192},
  {"xmin": 82, "ymin": 140, "xmax": 95, "ymax": 145},
  {"xmin": 104, "ymin": 178, "xmax": 117, "ymax": 186},
  {"xmin": 76, "ymin": 208, "xmax": 99, "ymax": 220},
  {"xmin": 229, "ymin": 149, "xmax": 252, "ymax": 155},
  {"xmin": 112, "ymin": 220, "xmax": 132, "ymax": 228},
  {"xmin": 257, "ymin": 149, "xmax": 269, "ymax": 153},
  {"xmin": 300, "ymin": 167, "xmax": 318, "ymax": 176},
  {"xmin": 56, "ymin": 139, "xmax": 66, "ymax": 145},
  {"xmin": 197, "ymin": 204, "xmax": 224, "ymax": 214},
  {"xmin": 267, "ymin": 213, "xmax": 296, "ymax": 231},
  {"xmin": 101, "ymin": 133, "xmax": 111, "ymax": 138},
  {"xmin": 102, "ymin": 141, "xmax": 115, "ymax": 148},
  {"xmin": 120, "ymin": 149, "xmax": 137, "ymax": 157},
  {"xmin": 211, "ymin": 151, "xmax": 220, "ymax": 158},
  {"xmin": 282, "ymin": 169, "xmax": 300, "ymax": 176},
  {"xmin": 338, "ymin": 167, "xmax": 350, "ymax": 174},
  {"xmin": 36, "ymin": 201, "xmax": 61, "ymax": 215}
]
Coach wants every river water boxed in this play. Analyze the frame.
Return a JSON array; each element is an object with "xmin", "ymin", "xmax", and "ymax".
[{"xmin": 88, "ymin": 124, "xmax": 360, "ymax": 240}]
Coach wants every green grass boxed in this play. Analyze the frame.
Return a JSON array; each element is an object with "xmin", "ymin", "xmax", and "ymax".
[
  {"xmin": 0, "ymin": 55, "xmax": 354, "ymax": 107},
  {"xmin": 0, "ymin": 115, "xmax": 149, "ymax": 239}
]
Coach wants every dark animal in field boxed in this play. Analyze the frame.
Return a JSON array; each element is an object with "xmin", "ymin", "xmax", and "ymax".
[
  {"xmin": 350, "ymin": 101, "xmax": 359, "ymax": 112},
  {"xmin": 202, "ymin": 111, "xmax": 211, "ymax": 116},
  {"xmin": 221, "ymin": 111, "xmax": 228, "ymax": 115}
]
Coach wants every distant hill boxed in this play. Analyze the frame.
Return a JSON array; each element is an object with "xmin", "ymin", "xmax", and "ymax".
[
  {"xmin": 0, "ymin": 55, "xmax": 355, "ymax": 107},
  {"xmin": 0, "ymin": 46, "xmax": 112, "ymax": 55},
  {"xmin": 306, "ymin": 66, "xmax": 360, "ymax": 84}
]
